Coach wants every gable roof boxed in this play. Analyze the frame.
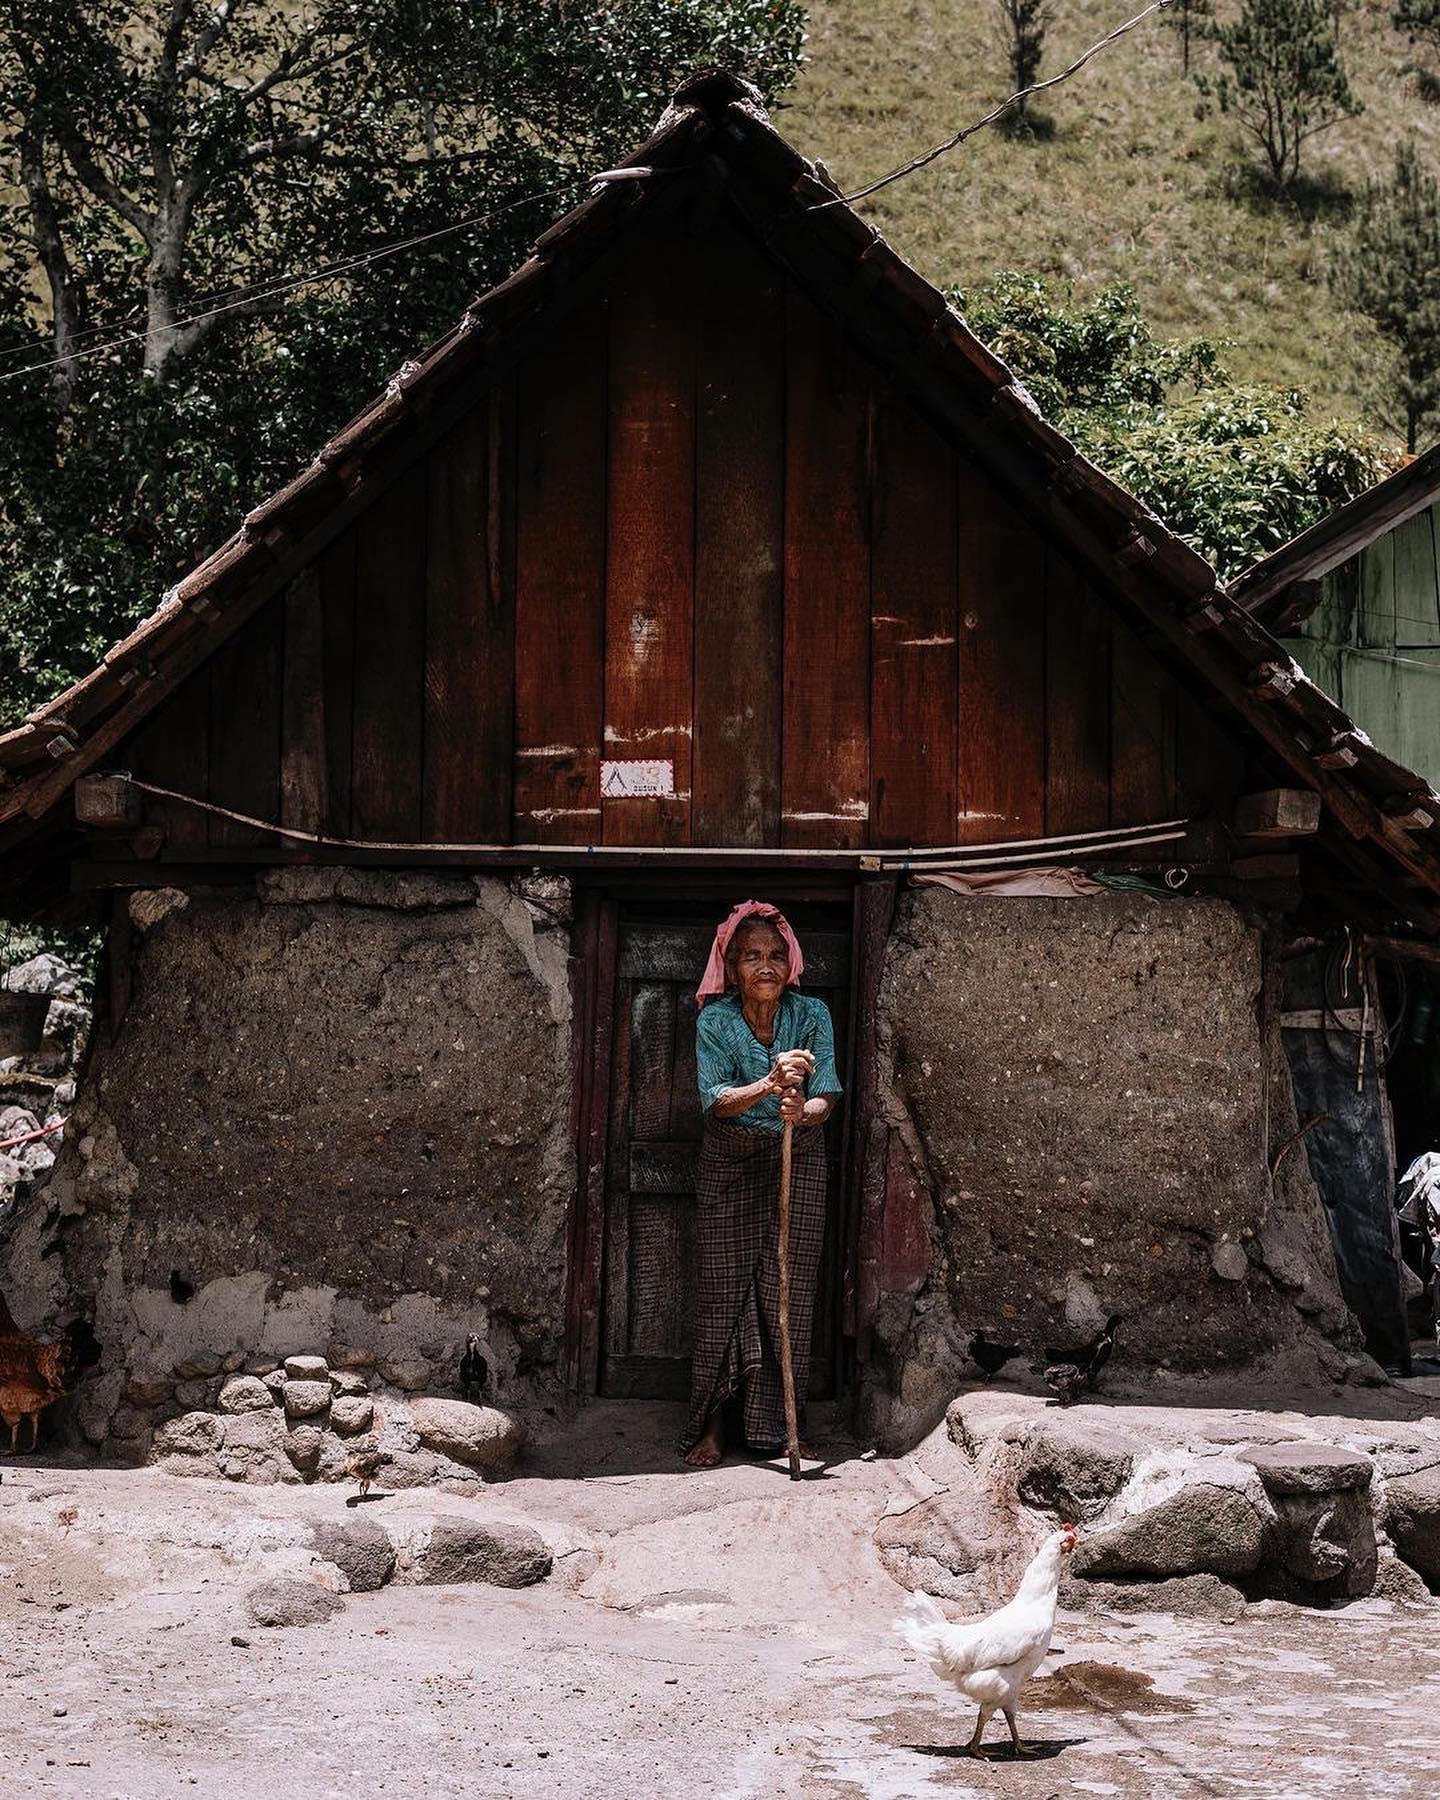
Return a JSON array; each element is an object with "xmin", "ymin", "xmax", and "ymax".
[
  {"xmin": 4, "ymin": 69, "xmax": 1440, "ymax": 925},
  {"xmin": 1230, "ymin": 442, "xmax": 1440, "ymax": 631}
]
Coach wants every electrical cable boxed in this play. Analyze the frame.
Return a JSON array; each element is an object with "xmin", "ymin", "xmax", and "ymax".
[
  {"xmin": 810, "ymin": 0, "xmax": 1175, "ymax": 210},
  {"xmin": 0, "ymin": 175, "xmax": 595, "ymax": 385}
]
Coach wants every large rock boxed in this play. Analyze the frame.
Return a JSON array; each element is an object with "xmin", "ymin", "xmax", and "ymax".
[
  {"xmin": 1268, "ymin": 1491, "xmax": 1377, "ymax": 1596},
  {"xmin": 153, "ymin": 1411, "xmax": 223, "ymax": 1457},
  {"xmin": 418, "ymin": 1517, "xmax": 551, "ymax": 1587},
  {"xmin": 1016, "ymin": 1418, "xmax": 1140, "ymax": 1522},
  {"xmin": 409, "ymin": 1398, "xmax": 525, "ymax": 1472},
  {"xmin": 1238, "ymin": 1441, "xmax": 1373, "ymax": 1495},
  {"xmin": 1074, "ymin": 1483, "xmax": 1266, "ymax": 1580},
  {"xmin": 218, "ymin": 1375, "xmax": 277, "ymax": 1415},
  {"xmin": 1384, "ymin": 1465, "xmax": 1440, "ymax": 1582},
  {"xmin": 283, "ymin": 1379, "xmax": 332, "ymax": 1420},
  {"xmin": 221, "ymin": 1409, "xmax": 290, "ymax": 1484},
  {"xmin": 873, "ymin": 1489, "xmax": 1016, "ymax": 1605},
  {"xmin": 312, "ymin": 1519, "xmax": 396, "ymax": 1593},
  {"xmin": 1061, "ymin": 1572, "xmax": 1246, "ymax": 1621},
  {"xmin": 285, "ymin": 1355, "xmax": 330, "ymax": 1383},
  {"xmin": 285, "ymin": 1426, "xmax": 324, "ymax": 1477},
  {"xmin": 330, "ymin": 1394, "xmax": 374, "ymax": 1436},
  {"xmin": 246, "ymin": 1580, "xmax": 345, "ymax": 1628}
]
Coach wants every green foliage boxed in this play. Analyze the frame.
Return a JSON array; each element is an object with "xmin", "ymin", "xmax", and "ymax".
[
  {"xmin": 0, "ymin": 1, "xmax": 806, "ymax": 724},
  {"xmin": 1168, "ymin": 0, "xmax": 1214, "ymax": 75},
  {"xmin": 954, "ymin": 272, "xmax": 1389, "ymax": 578},
  {"xmin": 1394, "ymin": 0, "xmax": 1440, "ymax": 92},
  {"xmin": 1330, "ymin": 141, "xmax": 1440, "ymax": 452},
  {"xmin": 1196, "ymin": 0, "xmax": 1361, "ymax": 190}
]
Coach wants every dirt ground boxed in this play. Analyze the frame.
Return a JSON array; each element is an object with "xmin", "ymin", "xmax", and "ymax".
[{"xmin": 3, "ymin": 1402, "xmax": 1440, "ymax": 1800}]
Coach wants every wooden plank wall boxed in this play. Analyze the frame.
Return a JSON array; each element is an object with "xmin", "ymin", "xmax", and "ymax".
[{"xmin": 120, "ymin": 221, "xmax": 1249, "ymax": 856}]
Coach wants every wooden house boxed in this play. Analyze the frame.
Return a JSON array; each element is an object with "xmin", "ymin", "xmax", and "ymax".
[
  {"xmin": 1, "ymin": 74, "xmax": 1437, "ymax": 1459},
  {"xmin": 1232, "ymin": 444, "xmax": 1440, "ymax": 791}
]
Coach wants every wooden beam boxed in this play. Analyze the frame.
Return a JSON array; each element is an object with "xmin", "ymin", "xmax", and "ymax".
[{"xmin": 1233, "ymin": 788, "xmax": 1322, "ymax": 840}]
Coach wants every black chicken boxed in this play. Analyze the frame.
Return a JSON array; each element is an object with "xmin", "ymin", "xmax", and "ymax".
[
  {"xmin": 459, "ymin": 1334, "xmax": 489, "ymax": 1404},
  {"xmin": 1044, "ymin": 1314, "xmax": 1122, "ymax": 1391},
  {"xmin": 969, "ymin": 1328, "xmax": 1021, "ymax": 1381}
]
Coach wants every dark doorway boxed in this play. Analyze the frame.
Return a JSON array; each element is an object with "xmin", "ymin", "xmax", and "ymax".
[{"xmin": 590, "ymin": 894, "xmax": 851, "ymax": 1400}]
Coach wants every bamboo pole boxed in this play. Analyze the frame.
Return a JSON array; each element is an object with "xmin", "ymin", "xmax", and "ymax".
[{"xmin": 775, "ymin": 1116, "xmax": 803, "ymax": 1481}]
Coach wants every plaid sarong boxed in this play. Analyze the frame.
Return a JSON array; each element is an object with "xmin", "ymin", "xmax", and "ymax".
[{"xmin": 681, "ymin": 1117, "xmax": 828, "ymax": 1452}]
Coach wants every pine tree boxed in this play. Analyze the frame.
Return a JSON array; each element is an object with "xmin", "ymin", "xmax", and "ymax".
[
  {"xmin": 1170, "ymin": 0, "xmax": 1213, "ymax": 75},
  {"xmin": 1393, "ymin": 0, "xmax": 1440, "ymax": 96},
  {"xmin": 1198, "ymin": 0, "xmax": 1361, "ymax": 190},
  {"xmin": 1331, "ymin": 142, "xmax": 1440, "ymax": 453},
  {"xmin": 993, "ymin": 0, "xmax": 1054, "ymax": 134}
]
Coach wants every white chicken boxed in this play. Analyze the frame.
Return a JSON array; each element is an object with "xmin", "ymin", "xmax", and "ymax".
[{"xmin": 894, "ymin": 1524, "xmax": 1079, "ymax": 1757}]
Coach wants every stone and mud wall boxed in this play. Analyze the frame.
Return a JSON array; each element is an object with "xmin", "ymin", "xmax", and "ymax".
[
  {"xmin": 864, "ymin": 888, "xmax": 1358, "ymax": 1446},
  {"xmin": 1, "ymin": 869, "xmax": 574, "ymax": 1460}
]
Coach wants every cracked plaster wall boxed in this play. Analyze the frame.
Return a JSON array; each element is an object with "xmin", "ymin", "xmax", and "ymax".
[
  {"xmin": 1, "ymin": 869, "xmax": 574, "ymax": 1454},
  {"xmin": 865, "ymin": 889, "xmax": 1357, "ymax": 1447}
]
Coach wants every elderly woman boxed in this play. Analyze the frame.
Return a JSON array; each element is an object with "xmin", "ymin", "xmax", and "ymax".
[{"xmin": 682, "ymin": 901, "xmax": 843, "ymax": 1469}]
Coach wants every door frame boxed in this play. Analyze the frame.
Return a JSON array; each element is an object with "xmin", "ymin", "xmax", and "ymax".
[{"xmin": 561, "ymin": 871, "xmax": 898, "ymax": 1399}]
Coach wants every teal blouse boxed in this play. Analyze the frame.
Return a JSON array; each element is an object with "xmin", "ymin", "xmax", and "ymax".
[{"xmin": 696, "ymin": 990, "xmax": 843, "ymax": 1133}]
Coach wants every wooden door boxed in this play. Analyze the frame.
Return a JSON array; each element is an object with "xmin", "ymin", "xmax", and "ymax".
[{"xmin": 598, "ymin": 916, "xmax": 851, "ymax": 1399}]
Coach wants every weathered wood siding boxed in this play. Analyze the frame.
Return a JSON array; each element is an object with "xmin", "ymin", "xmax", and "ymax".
[
  {"xmin": 123, "ymin": 222, "xmax": 1245, "ymax": 855},
  {"xmin": 1284, "ymin": 502, "xmax": 1440, "ymax": 789}
]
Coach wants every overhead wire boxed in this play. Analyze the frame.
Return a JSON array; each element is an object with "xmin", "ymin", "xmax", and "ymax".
[
  {"xmin": 809, "ymin": 0, "xmax": 1175, "ymax": 210},
  {"xmin": 0, "ymin": 174, "xmax": 594, "ymax": 385}
]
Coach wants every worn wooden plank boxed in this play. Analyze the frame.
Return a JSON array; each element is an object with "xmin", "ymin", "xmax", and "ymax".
[
  {"xmin": 423, "ymin": 389, "xmax": 515, "ymax": 841},
  {"xmin": 869, "ymin": 392, "xmax": 957, "ymax": 846},
  {"xmin": 1234, "ymin": 788, "xmax": 1322, "ymax": 839},
  {"xmin": 319, "ymin": 528, "xmax": 357, "ymax": 839},
  {"xmin": 670, "ymin": 988, "xmax": 703, "ymax": 1138},
  {"xmin": 207, "ymin": 601, "xmax": 282, "ymax": 847},
  {"xmin": 630, "ymin": 981, "xmax": 676, "ymax": 1140},
  {"xmin": 1044, "ymin": 550, "xmax": 1111, "ymax": 836},
  {"xmin": 351, "ymin": 462, "xmax": 427, "ymax": 841},
  {"xmin": 600, "ymin": 975, "xmax": 636, "ymax": 1372},
  {"xmin": 693, "ymin": 229, "xmax": 784, "ymax": 848},
  {"xmin": 603, "ymin": 237, "xmax": 695, "ymax": 846},
  {"xmin": 280, "ymin": 568, "xmax": 326, "ymax": 833},
  {"xmin": 625, "ymin": 1194, "xmax": 695, "ymax": 1358},
  {"xmin": 513, "ymin": 301, "xmax": 607, "ymax": 844},
  {"xmin": 1358, "ymin": 533, "xmax": 1396, "ymax": 649},
  {"xmin": 628, "ymin": 1140, "xmax": 698, "ymax": 1194},
  {"xmin": 616, "ymin": 923, "xmax": 850, "ymax": 985},
  {"xmin": 1109, "ymin": 614, "xmax": 1177, "ymax": 828},
  {"xmin": 782, "ymin": 288, "xmax": 872, "ymax": 849},
  {"xmin": 123, "ymin": 663, "xmax": 211, "ymax": 850},
  {"xmin": 1392, "ymin": 505, "xmax": 1440, "ymax": 647},
  {"xmin": 956, "ymin": 459, "xmax": 1045, "ymax": 842}
]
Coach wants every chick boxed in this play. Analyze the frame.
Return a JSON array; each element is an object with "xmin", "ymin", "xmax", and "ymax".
[
  {"xmin": 344, "ymin": 1442, "xmax": 390, "ymax": 1503},
  {"xmin": 1044, "ymin": 1314, "xmax": 1122, "ymax": 1391},
  {"xmin": 969, "ymin": 1328, "xmax": 1021, "ymax": 1381},
  {"xmin": 1044, "ymin": 1362, "xmax": 1087, "ymax": 1407},
  {"xmin": 459, "ymin": 1334, "xmax": 489, "ymax": 1404}
]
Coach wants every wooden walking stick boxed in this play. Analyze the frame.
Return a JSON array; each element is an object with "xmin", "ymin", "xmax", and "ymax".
[{"xmin": 775, "ymin": 1111, "xmax": 803, "ymax": 1482}]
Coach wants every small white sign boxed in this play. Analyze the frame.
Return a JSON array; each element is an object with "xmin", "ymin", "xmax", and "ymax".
[{"xmin": 601, "ymin": 759, "xmax": 674, "ymax": 798}]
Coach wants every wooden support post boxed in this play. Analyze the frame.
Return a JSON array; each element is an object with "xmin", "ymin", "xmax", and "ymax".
[{"xmin": 1232, "ymin": 788, "xmax": 1322, "ymax": 840}]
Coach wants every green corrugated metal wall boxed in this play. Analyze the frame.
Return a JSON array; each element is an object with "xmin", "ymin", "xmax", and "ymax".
[{"xmin": 1283, "ymin": 502, "xmax": 1440, "ymax": 786}]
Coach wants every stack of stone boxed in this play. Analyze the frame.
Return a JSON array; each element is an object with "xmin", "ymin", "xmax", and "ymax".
[
  {"xmin": 0, "ymin": 950, "xmax": 88, "ymax": 1219},
  {"xmin": 151, "ymin": 1349, "xmax": 525, "ymax": 1489}
]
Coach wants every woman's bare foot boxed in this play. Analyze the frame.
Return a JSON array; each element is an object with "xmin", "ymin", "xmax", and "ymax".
[{"xmin": 683, "ymin": 1412, "xmax": 725, "ymax": 1469}]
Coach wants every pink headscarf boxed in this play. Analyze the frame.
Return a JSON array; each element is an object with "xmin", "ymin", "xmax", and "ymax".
[{"xmin": 696, "ymin": 900, "xmax": 805, "ymax": 1007}]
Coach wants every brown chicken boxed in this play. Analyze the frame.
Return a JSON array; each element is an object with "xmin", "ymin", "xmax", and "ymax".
[{"xmin": 0, "ymin": 1290, "xmax": 77, "ymax": 1454}]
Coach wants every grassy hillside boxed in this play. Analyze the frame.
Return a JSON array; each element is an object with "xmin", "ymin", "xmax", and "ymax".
[{"xmin": 782, "ymin": 0, "xmax": 1440, "ymax": 444}]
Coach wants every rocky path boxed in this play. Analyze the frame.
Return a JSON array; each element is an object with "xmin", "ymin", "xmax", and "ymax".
[{"xmin": 2, "ymin": 1404, "xmax": 1439, "ymax": 1798}]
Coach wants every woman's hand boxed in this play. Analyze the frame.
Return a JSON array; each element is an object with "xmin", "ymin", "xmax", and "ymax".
[
  {"xmin": 778, "ymin": 1084, "xmax": 807, "ymax": 1125},
  {"xmin": 770, "ymin": 1049, "xmax": 814, "ymax": 1087}
]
